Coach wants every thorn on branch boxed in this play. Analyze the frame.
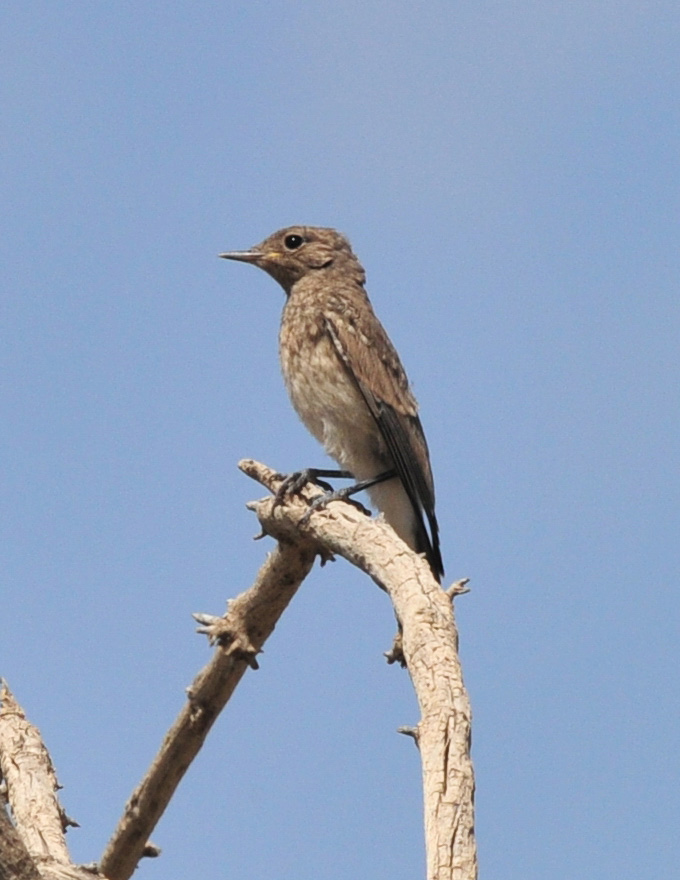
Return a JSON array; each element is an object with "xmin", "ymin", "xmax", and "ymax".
[
  {"xmin": 60, "ymin": 806, "xmax": 80, "ymax": 830},
  {"xmin": 445, "ymin": 577, "xmax": 471, "ymax": 600},
  {"xmin": 397, "ymin": 725, "xmax": 420, "ymax": 744},
  {"xmin": 193, "ymin": 612, "xmax": 222, "ymax": 630},
  {"xmin": 384, "ymin": 631, "xmax": 406, "ymax": 667},
  {"xmin": 237, "ymin": 649, "xmax": 261, "ymax": 670},
  {"xmin": 318, "ymin": 547, "xmax": 336, "ymax": 566},
  {"xmin": 193, "ymin": 612, "xmax": 261, "ymax": 668}
]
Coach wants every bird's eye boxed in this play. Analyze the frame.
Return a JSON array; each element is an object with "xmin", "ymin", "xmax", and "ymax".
[{"xmin": 284, "ymin": 234, "xmax": 305, "ymax": 250}]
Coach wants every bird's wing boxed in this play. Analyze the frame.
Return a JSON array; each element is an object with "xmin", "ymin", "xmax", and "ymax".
[{"xmin": 323, "ymin": 310, "xmax": 444, "ymax": 580}]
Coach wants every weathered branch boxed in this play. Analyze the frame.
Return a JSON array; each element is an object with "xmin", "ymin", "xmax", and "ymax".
[
  {"xmin": 239, "ymin": 459, "xmax": 477, "ymax": 880},
  {"xmin": 2, "ymin": 458, "xmax": 475, "ymax": 880},
  {"xmin": 98, "ymin": 530, "xmax": 317, "ymax": 880},
  {"xmin": 0, "ymin": 803, "xmax": 44, "ymax": 880},
  {"xmin": 0, "ymin": 682, "xmax": 102, "ymax": 880}
]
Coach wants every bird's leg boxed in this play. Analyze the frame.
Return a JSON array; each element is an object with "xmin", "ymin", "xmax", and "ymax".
[
  {"xmin": 298, "ymin": 469, "xmax": 397, "ymax": 524},
  {"xmin": 273, "ymin": 468, "xmax": 354, "ymax": 508}
]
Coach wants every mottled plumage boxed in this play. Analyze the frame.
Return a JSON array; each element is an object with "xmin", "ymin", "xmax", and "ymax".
[{"xmin": 220, "ymin": 226, "xmax": 443, "ymax": 580}]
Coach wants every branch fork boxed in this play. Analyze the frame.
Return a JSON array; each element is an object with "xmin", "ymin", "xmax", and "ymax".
[{"xmin": 1, "ymin": 460, "xmax": 476, "ymax": 880}]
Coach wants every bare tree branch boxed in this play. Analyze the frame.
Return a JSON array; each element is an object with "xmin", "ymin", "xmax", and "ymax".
[
  {"xmin": 238, "ymin": 460, "xmax": 477, "ymax": 880},
  {"xmin": 0, "ymin": 683, "xmax": 103, "ymax": 880},
  {"xmin": 99, "ymin": 533, "xmax": 317, "ymax": 880},
  {"xmin": 0, "ymin": 804, "xmax": 44, "ymax": 880},
  {"xmin": 3, "ymin": 458, "xmax": 475, "ymax": 880}
]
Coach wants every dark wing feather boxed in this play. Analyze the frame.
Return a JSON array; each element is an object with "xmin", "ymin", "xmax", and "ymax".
[{"xmin": 324, "ymin": 314, "xmax": 444, "ymax": 580}]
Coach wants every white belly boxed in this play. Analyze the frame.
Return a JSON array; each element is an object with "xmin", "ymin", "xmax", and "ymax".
[{"xmin": 281, "ymin": 332, "xmax": 381, "ymax": 476}]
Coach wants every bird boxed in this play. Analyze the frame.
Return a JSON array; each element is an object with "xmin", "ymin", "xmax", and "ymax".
[{"xmin": 220, "ymin": 226, "xmax": 444, "ymax": 581}]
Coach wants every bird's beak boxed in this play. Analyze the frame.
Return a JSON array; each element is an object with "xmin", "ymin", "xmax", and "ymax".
[{"xmin": 218, "ymin": 249, "xmax": 263, "ymax": 263}]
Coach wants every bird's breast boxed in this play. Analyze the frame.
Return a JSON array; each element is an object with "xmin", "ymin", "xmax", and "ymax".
[{"xmin": 279, "ymin": 304, "xmax": 383, "ymax": 476}]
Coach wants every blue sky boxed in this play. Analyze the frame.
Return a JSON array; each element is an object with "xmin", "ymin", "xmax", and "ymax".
[{"xmin": 2, "ymin": 3, "xmax": 678, "ymax": 878}]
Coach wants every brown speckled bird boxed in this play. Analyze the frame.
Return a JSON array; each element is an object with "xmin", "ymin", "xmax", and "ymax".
[{"xmin": 220, "ymin": 226, "xmax": 443, "ymax": 581}]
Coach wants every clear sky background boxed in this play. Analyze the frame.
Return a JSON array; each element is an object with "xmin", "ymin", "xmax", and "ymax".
[{"xmin": 2, "ymin": 3, "xmax": 678, "ymax": 878}]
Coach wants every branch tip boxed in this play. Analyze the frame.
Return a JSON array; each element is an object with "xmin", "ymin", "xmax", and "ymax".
[
  {"xmin": 193, "ymin": 612, "xmax": 221, "ymax": 627},
  {"xmin": 318, "ymin": 547, "xmax": 336, "ymax": 566},
  {"xmin": 99, "ymin": 461, "xmax": 476, "ymax": 880},
  {"xmin": 397, "ymin": 725, "xmax": 420, "ymax": 742},
  {"xmin": 62, "ymin": 811, "xmax": 80, "ymax": 830},
  {"xmin": 384, "ymin": 631, "xmax": 406, "ymax": 666},
  {"xmin": 445, "ymin": 577, "xmax": 471, "ymax": 600}
]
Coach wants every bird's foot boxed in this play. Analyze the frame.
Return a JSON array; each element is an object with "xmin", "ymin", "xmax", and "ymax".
[
  {"xmin": 299, "ymin": 487, "xmax": 371, "ymax": 525},
  {"xmin": 272, "ymin": 468, "xmax": 350, "ymax": 509},
  {"xmin": 272, "ymin": 468, "xmax": 396, "ymax": 523}
]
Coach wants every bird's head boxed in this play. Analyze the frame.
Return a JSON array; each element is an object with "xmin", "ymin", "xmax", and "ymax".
[{"xmin": 220, "ymin": 226, "xmax": 365, "ymax": 293}]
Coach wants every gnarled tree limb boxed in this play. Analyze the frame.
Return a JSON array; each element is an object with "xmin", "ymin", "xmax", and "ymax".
[
  {"xmin": 238, "ymin": 459, "xmax": 477, "ymax": 880},
  {"xmin": 99, "ymin": 533, "xmax": 317, "ymax": 880},
  {"xmin": 3, "ymin": 459, "xmax": 475, "ymax": 880},
  {"xmin": 0, "ymin": 682, "xmax": 103, "ymax": 880}
]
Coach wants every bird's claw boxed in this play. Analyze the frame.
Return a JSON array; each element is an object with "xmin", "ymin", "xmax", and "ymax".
[
  {"xmin": 272, "ymin": 469, "xmax": 333, "ymax": 509},
  {"xmin": 298, "ymin": 488, "xmax": 371, "ymax": 526}
]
